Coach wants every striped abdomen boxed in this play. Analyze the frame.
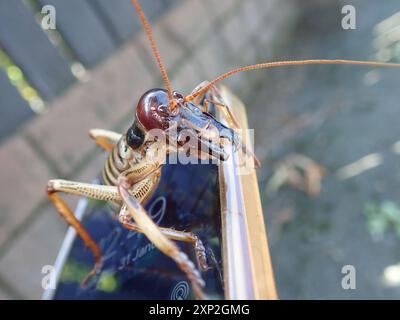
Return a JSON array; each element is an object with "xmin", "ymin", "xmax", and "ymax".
[
  {"xmin": 102, "ymin": 141, "xmax": 162, "ymax": 206},
  {"xmin": 102, "ymin": 144, "xmax": 128, "ymax": 187}
]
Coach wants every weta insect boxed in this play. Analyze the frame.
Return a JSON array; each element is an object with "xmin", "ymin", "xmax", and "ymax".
[{"xmin": 47, "ymin": 0, "xmax": 400, "ymax": 300}]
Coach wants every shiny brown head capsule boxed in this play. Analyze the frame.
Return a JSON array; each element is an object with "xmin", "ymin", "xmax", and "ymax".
[
  {"xmin": 135, "ymin": 88, "xmax": 177, "ymax": 131},
  {"xmin": 126, "ymin": 89, "xmax": 180, "ymax": 149},
  {"xmin": 127, "ymin": 88, "xmax": 241, "ymax": 161}
]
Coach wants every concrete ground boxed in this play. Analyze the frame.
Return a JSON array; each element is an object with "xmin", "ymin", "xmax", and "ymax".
[
  {"xmin": 1, "ymin": 0, "xmax": 400, "ymax": 299},
  {"xmin": 247, "ymin": 0, "xmax": 400, "ymax": 299}
]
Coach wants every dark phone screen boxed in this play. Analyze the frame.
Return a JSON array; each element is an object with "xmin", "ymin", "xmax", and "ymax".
[{"xmin": 53, "ymin": 162, "xmax": 224, "ymax": 300}]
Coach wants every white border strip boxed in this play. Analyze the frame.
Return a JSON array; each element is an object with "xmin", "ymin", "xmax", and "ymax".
[{"xmin": 41, "ymin": 197, "xmax": 89, "ymax": 300}]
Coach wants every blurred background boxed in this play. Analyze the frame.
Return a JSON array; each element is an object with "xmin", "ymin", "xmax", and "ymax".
[{"xmin": 0, "ymin": 0, "xmax": 400, "ymax": 299}]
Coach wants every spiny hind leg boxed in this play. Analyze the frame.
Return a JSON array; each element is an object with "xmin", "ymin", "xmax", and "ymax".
[
  {"xmin": 47, "ymin": 179, "xmax": 121, "ymax": 285},
  {"xmin": 89, "ymin": 128, "xmax": 122, "ymax": 152},
  {"xmin": 119, "ymin": 206, "xmax": 209, "ymax": 271},
  {"xmin": 118, "ymin": 178, "xmax": 206, "ymax": 299}
]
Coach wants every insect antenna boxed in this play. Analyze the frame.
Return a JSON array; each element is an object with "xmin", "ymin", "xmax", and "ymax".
[
  {"xmin": 132, "ymin": 0, "xmax": 176, "ymax": 108},
  {"xmin": 185, "ymin": 59, "xmax": 400, "ymax": 102}
]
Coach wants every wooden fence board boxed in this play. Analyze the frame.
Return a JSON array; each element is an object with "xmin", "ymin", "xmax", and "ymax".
[
  {"xmin": 89, "ymin": 0, "xmax": 179, "ymax": 44},
  {"xmin": 0, "ymin": 0, "xmax": 75, "ymax": 100},
  {"xmin": 88, "ymin": 0, "xmax": 139, "ymax": 44},
  {"xmin": 38, "ymin": 0, "xmax": 117, "ymax": 68},
  {"xmin": 0, "ymin": 0, "xmax": 180, "ymax": 143},
  {"xmin": 0, "ymin": 71, "xmax": 34, "ymax": 141}
]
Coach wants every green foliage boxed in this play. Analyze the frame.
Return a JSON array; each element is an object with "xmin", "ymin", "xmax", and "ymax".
[
  {"xmin": 60, "ymin": 259, "xmax": 91, "ymax": 284},
  {"xmin": 60, "ymin": 260, "xmax": 120, "ymax": 293},
  {"xmin": 0, "ymin": 48, "xmax": 44, "ymax": 112},
  {"xmin": 97, "ymin": 271, "xmax": 119, "ymax": 293},
  {"xmin": 363, "ymin": 200, "xmax": 400, "ymax": 238}
]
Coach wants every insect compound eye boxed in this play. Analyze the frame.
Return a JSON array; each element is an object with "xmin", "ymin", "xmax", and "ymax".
[{"xmin": 126, "ymin": 123, "xmax": 145, "ymax": 149}]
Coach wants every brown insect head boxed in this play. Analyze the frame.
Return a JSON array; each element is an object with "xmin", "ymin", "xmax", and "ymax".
[{"xmin": 130, "ymin": 88, "xmax": 238, "ymax": 162}]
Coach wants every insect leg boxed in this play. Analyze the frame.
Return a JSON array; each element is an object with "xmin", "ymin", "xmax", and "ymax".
[
  {"xmin": 119, "ymin": 205, "xmax": 210, "ymax": 271},
  {"xmin": 89, "ymin": 128, "xmax": 122, "ymax": 152},
  {"xmin": 191, "ymin": 81, "xmax": 241, "ymax": 129},
  {"xmin": 47, "ymin": 179, "xmax": 120, "ymax": 285},
  {"xmin": 190, "ymin": 81, "xmax": 212, "ymax": 106},
  {"xmin": 198, "ymin": 84, "xmax": 261, "ymax": 167},
  {"xmin": 204, "ymin": 98, "xmax": 241, "ymax": 130},
  {"xmin": 118, "ymin": 178, "xmax": 206, "ymax": 299}
]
